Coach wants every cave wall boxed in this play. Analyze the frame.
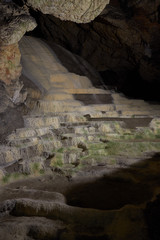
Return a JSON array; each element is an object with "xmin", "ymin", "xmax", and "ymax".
[
  {"xmin": 0, "ymin": 1, "xmax": 36, "ymax": 103},
  {"xmin": 0, "ymin": 1, "xmax": 37, "ymax": 140},
  {"xmin": 0, "ymin": 0, "xmax": 110, "ymax": 103},
  {"xmin": 32, "ymin": 0, "xmax": 160, "ymax": 99},
  {"xmin": 0, "ymin": 0, "xmax": 111, "ymax": 139}
]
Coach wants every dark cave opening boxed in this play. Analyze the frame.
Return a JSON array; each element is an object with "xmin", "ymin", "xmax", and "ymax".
[{"xmin": 100, "ymin": 69, "xmax": 160, "ymax": 102}]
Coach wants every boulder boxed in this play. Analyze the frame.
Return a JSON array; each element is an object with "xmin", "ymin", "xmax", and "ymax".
[{"xmin": 25, "ymin": 0, "xmax": 110, "ymax": 23}]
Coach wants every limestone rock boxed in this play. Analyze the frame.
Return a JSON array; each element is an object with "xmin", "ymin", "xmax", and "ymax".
[
  {"xmin": 0, "ymin": 1, "xmax": 36, "ymax": 98},
  {"xmin": 0, "ymin": 2, "xmax": 37, "ymax": 46},
  {"xmin": 0, "ymin": 15, "xmax": 36, "ymax": 46},
  {"xmin": 25, "ymin": 0, "xmax": 110, "ymax": 23},
  {"xmin": 0, "ymin": 1, "xmax": 37, "ymax": 129}
]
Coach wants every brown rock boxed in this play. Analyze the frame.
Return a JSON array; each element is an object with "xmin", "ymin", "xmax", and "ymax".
[{"xmin": 0, "ymin": 43, "xmax": 21, "ymax": 85}]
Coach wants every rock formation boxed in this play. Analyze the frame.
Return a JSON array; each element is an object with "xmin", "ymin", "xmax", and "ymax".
[
  {"xmin": 0, "ymin": 1, "xmax": 36, "ymax": 86},
  {"xmin": 23, "ymin": 0, "xmax": 110, "ymax": 23},
  {"xmin": 0, "ymin": 1, "xmax": 37, "ymax": 140},
  {"xmin": 0, "ymin": 1, "xmax": 160, "ymax": 239},
  {"xmin": 33, "ymin": 0, "xmax": 160, "ymax": 99}
]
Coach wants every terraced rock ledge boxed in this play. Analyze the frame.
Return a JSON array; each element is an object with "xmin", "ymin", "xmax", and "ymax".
[{"xmin": 0, "ymin": 36, "xmax": 160, "ymax": 240}]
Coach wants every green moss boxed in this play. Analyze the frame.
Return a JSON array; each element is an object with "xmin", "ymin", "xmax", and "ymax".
[
  {"xmin": 8, "ymin": 60, "xmax": 15, "ymax": 69},
  {"xmin": 2, "ymin": 174, "xmax": 10, "ymax": 184},
  {"xmin": 51, "ymin": 153, "xmax": 63, "ymax": 167},
  {"xmin": 57, "ymin": 147, "xmax": 64, "ymax": 153},
  {"xmin": 134, "ymin": 134, "xmax": 143, "ymax": 140},
  {"xmin": 39, "ymin": 169, "xmax": 45, "ymax": 174},
  {"xmin": 104, "ymin": 141, "xmax": 160, "ymax": 157},
  {"xmin": 1, "ymin": 172, "xmax": 28, "ymax": 185},
  {"xmin": 30, "ymin": 162, "xmax": 44, "ymax": 175}
]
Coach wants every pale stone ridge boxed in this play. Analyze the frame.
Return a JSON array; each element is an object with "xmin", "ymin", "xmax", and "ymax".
[{"xmin": 26, "ymin": 0, "xmax": 110, "ymax": 23}]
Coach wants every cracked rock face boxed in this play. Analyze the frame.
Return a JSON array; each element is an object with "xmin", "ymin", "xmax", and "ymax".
[{"xmin": 25, "ymin": 0, "xmax": 110, "ymax": 23}]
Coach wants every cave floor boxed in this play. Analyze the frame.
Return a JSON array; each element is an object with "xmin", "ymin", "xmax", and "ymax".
[{"xmin": 0, "ymin": 36, "xmax": 160, "ymax": 240}]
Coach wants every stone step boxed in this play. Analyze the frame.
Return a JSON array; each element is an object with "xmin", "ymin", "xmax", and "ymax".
[
  {"xmin": 77, "ymin": 104, "xmax": 115, "ymax": 112},
  {"xmin": 88, "ymin": 117, "xmax": 152, "ymax": 129},
  {"xmin": 61, "ymin": 121, "xmax": 91, "ymax": 127},
  {"xmin": 33, "ymin": 100, "xmax": 83, "ymax": 113},
  {"xmin": 51, "ymin": 147, "xmax": 84, "ymax": 166},
  {"xmin": 113, "ymin": 99, "xmax": 148, "ymax": 105},
  {"xmin": 115, "ymin": 104, "xmax": 160, "ymax": 111},
  {"xmin": 72, "ymin": 125, "xmax": 97, "ymax": 135},
  {"xmin": 53, "ymin": 124, "xmax": 99, "ymax": 135},
  {"xmin": 0, "ymin": 138, "xmax": 62, "ymax": 165},
  {"xmin": 7, "ymin": 132, "xmax": 58, "ymax": 147},
  {"xmin": 17, "ymin": 155, "xmax": 46, "ymax": 174},
  {"xmin": 85, "ymin": 141, "xmax": 160, "ymax": 161},
  {"xmin": 112, "ymin": 93, "xmax": 146, "ymax": 103},
  {"xmin": 60, "ymin": 132, "xmax": 107, "ymax": 147},
  {"xmin": 43, "ymin": 92, "xmax": 74, "ymax": 101},
  {"xmin": 50, "ymin": 72, "xmax": 92, "ymax": 89},
  {"xmin": 73, "ymin": 93, "xmax": 113, "ymax": 105},
  {"xmin": 68, "ymin": 121, "xmax": 125, "ymax": 135},
  {"xmin": 48, "ymin": 88, "xmax": 110, "ymax": 94},
  {"xmin": 23, "ymin": 116, "xmax": 60, "ymax": 128},
  {"xmin": 89, "ymin": 111, "xmax": 120, "ymax": 118},
  {"xmin": 60, "ymin": 120, "xmax": 124, "ymax": 128},
  {"xmin": 7, "ymin": 127, "xmax": 54, "ymax": 141},
  {"xmin": 53, "ymin": 110, "xmax": 120, "ymax": 118},
  {"xmin": 16, "ymin": 139, "xmax": 62, "ymax": 161},
  {"xmin": 8, "ymin": 137, "xmax": 40, "ymax": 146},
  {"xmin": 120, "ymin": 110, "xmax": 160, "ymax": 117},
  {"xmin": 59, "ymin": 125, "xmax": 121, "ymax": 139},
  {"xmin": 0, "ymin": 146, "xmax": 21, "ymax": 165}
]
